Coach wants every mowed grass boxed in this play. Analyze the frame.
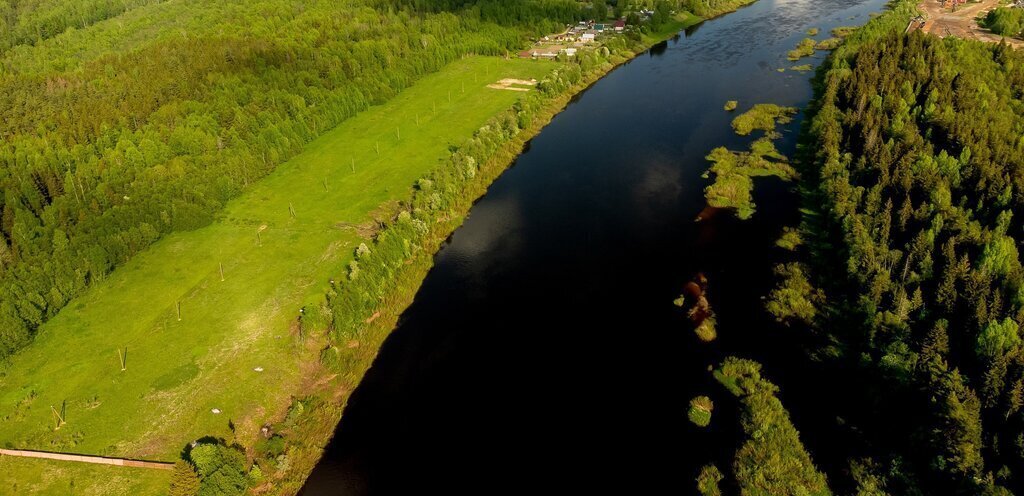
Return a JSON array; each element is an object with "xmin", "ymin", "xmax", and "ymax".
[
  {"xmin": 0, "ymin": 56, "xmax": 555, "ymax": 484},
  {"xmin": 0, "ymin": 456, "xmax": 170, "ymax": 495}
]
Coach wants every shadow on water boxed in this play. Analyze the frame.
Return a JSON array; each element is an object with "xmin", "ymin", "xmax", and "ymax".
[{"xmin": 301, "ymin": 0, "xmax": 890, "ymax": 493}]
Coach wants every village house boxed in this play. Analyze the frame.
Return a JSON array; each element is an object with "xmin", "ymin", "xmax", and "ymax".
[{"xmin": 614, "ymin": 19, "xmax": 626, "ymax": 32}]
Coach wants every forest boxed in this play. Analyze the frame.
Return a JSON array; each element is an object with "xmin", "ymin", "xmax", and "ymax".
[
  {"xmin": 768, "ymin": 0, "xmax": 1024, "ymax": 491},
  {"xmin": 0, "ymin": 0, "xmax": 584, "ymax": 359}
]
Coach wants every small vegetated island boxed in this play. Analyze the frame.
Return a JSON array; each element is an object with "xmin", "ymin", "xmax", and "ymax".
[
  {"xmin": 0, "ymin": 0, "xmax": 772, "ymax": 494},
  {"xmin": 702, "ymin": 104, "xmax": 797, "ymax": 219}
]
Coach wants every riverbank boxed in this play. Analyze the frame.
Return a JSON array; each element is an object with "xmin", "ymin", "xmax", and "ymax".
[
  {"xmin": 268, "ymin": 13, "xmax": 714, "ymax": 494},
  {"xmin": 0, "ymin": 56, "xmax": 557, "ymax": 494}
]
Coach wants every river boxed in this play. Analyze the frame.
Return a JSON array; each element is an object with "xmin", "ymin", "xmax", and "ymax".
[{"xmin": 301, "ymin": 0, "xmax": 889, "ymax": 493}]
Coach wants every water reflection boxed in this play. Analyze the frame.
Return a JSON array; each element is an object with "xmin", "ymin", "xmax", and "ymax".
[{"xmin": 301, "ymin": 0, "xmax": 890, "ymax": 493}]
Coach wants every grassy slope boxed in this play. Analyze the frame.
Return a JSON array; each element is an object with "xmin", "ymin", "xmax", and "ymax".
[
  {"xmin": 0, "ymin": 456, "xmax": 170, "ymax": 495},
  {"xmin": 0, "ymin": 9, "xmax": 720, "ymax": 493},
  {"xmin": 0, "ymin": 56, "xmax": 555, "ymax": 490}
]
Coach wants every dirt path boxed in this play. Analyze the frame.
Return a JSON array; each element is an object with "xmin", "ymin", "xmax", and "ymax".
[
  {"xmin": 487, "ymin": 78, "xmax": 538, "ymax": 92},
  {"xmin": 0, "ymin": 448, "xmax": 174, "ymax": 470},
  {"xmin": 917, "ymin": 0, "xmax": 1024, "ymax": 47}
]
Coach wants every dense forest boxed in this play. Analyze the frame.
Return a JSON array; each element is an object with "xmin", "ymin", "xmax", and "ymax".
[
  {"xmin": 0, "ymin": 0, "xmax": 166, "ymax": 53},
  {"xmin": 769, "ymin": 0, "xmax": 1024, "ymax": 491},
  {"xmin": 0, "ymin": 0, "xmax": 585, "ymax": 359}
]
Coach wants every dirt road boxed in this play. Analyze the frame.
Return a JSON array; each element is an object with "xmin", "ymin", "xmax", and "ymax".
[
  {"xmin": 917, "ymin": 0, "xmax": 1024, "ymax": 45},
  {"xmin": 917, "ymin": 0, "xmax": 1024, "ymax": 47}
]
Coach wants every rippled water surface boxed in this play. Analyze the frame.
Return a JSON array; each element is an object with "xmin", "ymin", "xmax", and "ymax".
[{"xmin": 302, "ymin": 0, "xmax": 890, "ymax": 493}]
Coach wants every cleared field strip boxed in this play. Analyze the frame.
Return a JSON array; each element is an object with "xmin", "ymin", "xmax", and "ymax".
[{"xmin": 0, "ymin": 54, "xmax": 555, "ymax": 488}]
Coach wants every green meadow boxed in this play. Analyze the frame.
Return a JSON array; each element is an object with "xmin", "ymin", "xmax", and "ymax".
[
  {"xmin": 0, "ymin": 456, "xmax": 170, "ymax": 495},
  {"xmin": 0, "ymin": 56, "xmax": 555, "ymax": 491}
]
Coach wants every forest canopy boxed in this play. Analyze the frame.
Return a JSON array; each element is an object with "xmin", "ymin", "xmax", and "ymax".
[
  {"xmin": 776, "ymin": 7, "xmax": 1024, "ymax": 493},
  {"xmin": 0, "ymin": 0, "xmax": 591, "ymax": 358}
]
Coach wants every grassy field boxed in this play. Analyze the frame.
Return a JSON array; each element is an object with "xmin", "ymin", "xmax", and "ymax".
[
  {"xmin": 0, "ymin": 456, "xmax": 170, "ymax": 495},
  {"xmin": 0, "ymin": 55, "xmax": 556, "ymax": 493}
]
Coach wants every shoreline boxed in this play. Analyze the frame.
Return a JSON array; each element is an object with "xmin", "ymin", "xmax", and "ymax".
[{"xmin": 264, "ymin": 12, "xmax": 726, "ymax": 496}]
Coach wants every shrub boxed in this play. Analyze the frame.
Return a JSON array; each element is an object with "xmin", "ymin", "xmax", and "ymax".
[
  {"xmin": 697, "ymin": 464, "xmax": 724, "ymax": 496},
  {"xmin": 688, "ymin": 396, "xmax": 714, "ymax": 427},
  {"xmin": 254, "ymin": 435, "xmax": 286, "ymax": 460},
  {"xmin": 695, "ymin": 317, "xmax": 718, "ymax": 342},
  {"xmin": 188, "ymin": 443, "xmax": 248, "ymax": 496}
]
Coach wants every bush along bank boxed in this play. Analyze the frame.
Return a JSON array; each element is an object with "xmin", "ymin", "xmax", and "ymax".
[{"xmin": 234, "ymin": 20, "xmax": 707, "ymax": 495}]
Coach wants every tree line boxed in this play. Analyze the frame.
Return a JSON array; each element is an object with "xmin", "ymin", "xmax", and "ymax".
[
  {"xmin": 0, "ymin": 0, "xmax": 584, "ymax": 359},
  {"xmin": 769, "ymin": 0, "xmax": 1024, "ymax": 491}
]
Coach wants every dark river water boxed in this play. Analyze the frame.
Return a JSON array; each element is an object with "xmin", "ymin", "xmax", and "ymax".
[{"xmin": 301, "ymin": 0, "xmax": 889, "ymax": 493}]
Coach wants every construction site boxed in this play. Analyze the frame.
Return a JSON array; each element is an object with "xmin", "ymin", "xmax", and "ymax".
[{"xmin": 909, "ymin": 0, "xmax": 1024, "ymax": 46}]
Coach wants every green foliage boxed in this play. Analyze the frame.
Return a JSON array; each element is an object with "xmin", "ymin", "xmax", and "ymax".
[
  {"xmin": 984, "ymin": 8, "xmax": 1024, "ymax": 38},
  {"xmin": 730, "ymin": 104, "xmax": 797, "ymax": 136},
  {"xmin": 831, "ymin": 26, "xmax": 857, "ymax": 37},
  {"xmin": 680, "ymin": 0, "xmax": 758, "ymax": 18},
  {"xmin": 0, "ymin": 55, "xmax": 556, "ymax": 473},
  {"xmin": 790, "ymin": 64, "xmax": 813, "ymax": 72},
  {"xmin": 0, "ymin": 0, "xmax": 166, "ymax": 53},
  {"xmin": 169, "ymin": 460, "xmax": 201, "ymax": 496},
  {"xmin": 792, "ymin": 0, "xmax": 1024, "ymax": 490},
  {"xmin": 815, "ymin": 37, "xmax": 842, "ymax": 50},
  {"xmin": 695, "ymin": 316, "xmax": 718, "ymax": 342},
  {"xmin": 724, "ymin": 100, "xmax": 739, "ymax": 111},
  {"xmin": 697, "ymin": 464, "xmax": 724, "ymax": 496},
  {"xmin": 254, "ymin": 435, "xmax": 286, "ymax": 460},
  {"xmin": 776, "ymin": 227, "xmax": 803, "ymax": 251},
  {"xmin": 703, "ymin": 137, "xmax": 796, "ymax": 219},
  {"xmin": 188, "ymin": 443, "xmax": 248, "ymax": 496},
  {"xmin": 976, "ymin": 318, "xmax": 1021, "ymax": 360},
  {"xmin": 787, "ymin": 38, "xmax": 816, "ymax": 61},
  {"xmin": 714, "ymin": 358, "xmax": 831, "ymax": 495},
  {"xmin": 979, "ymin": 235, "xmax": 1021, "ymax": 278},
  {"xmin": 688, "ymin": 395, "xmax": 714, "ymax": 427},
  {"xmin": 325, "ymin": 34, "xmax": 655, "ymax": 350},
  {"xmin": 0, "ymin": 0, "xmax": 577, "ymax": 360},
  {"xmin": 766, "ymin": 263, "xmax": 823, "ymax": 325},
  {"xmin": 807, "ymin": 27, "xmax": 820, "ymax": 36}
]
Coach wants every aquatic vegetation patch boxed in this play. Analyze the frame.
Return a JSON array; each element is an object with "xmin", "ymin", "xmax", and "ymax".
[
  {"xmin": 702, "ymin": 139, "xmax": 796, "ymax": 219},
  {"xmin": 815, "ymin": 37, "xmax": 843, "ymax": 50},
  {"xmin": 688, "ymin": 396, "xmax": 714, "ymax": 427},
  {"xmin": 697, "ymin": 464, "xmax": 724, "ymax": 496},
  {"xmin": 730, "ymin": 104, "xmax": 797, "ymax": 137},
  {"xmin": 724, "ymin": 100, "xmax": 738, "ymax": 111},
  {"xmin": 787, "ymin": 38, "xmax": 817, "ymax": 61},
  {"xmin": 831, "ymin": 26, "xmax": 857, "ymax": 37}
]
